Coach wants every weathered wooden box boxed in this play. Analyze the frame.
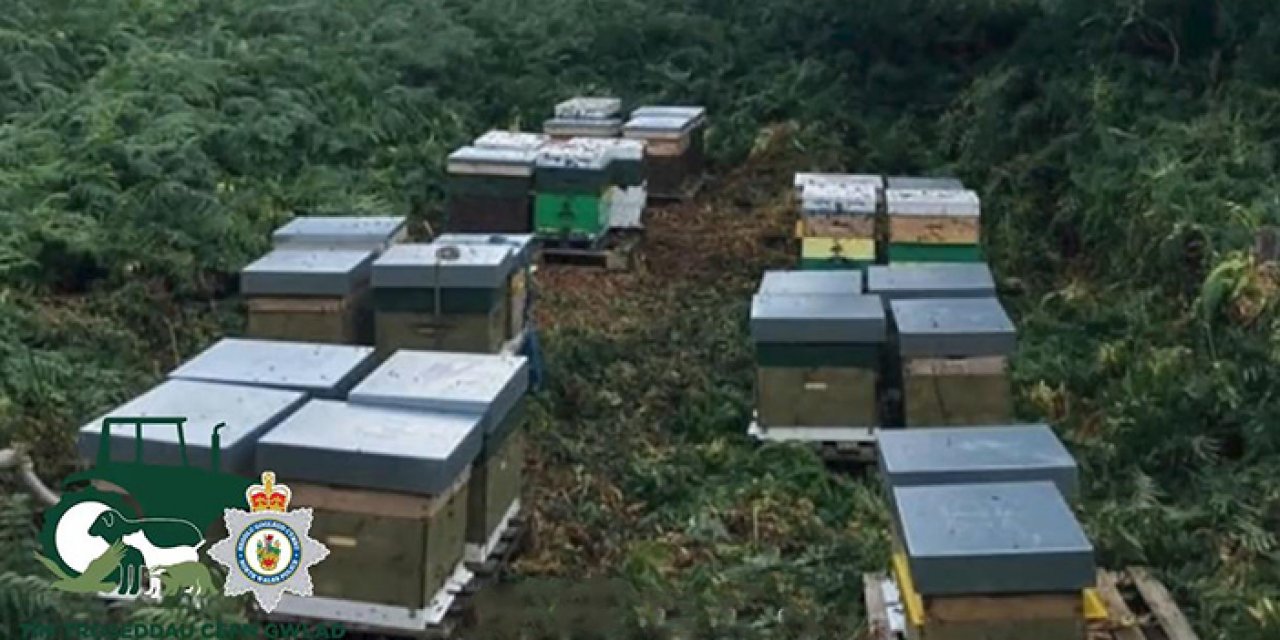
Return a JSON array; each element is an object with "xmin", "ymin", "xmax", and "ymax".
[
  {"xmin": 348, "ymin": 350, "xmax": 530, "ymax": 553},
  {"xmin": 77, "ymin": 379, "xmax": 306, "ymax": 476},
  {"xmin": 242, "ymin": 249, "xmax": 376, "ymax": 345},
  {"xmin": 891, "ymin": 298, "xmax": 1017, "ymax": 426},
  {"xmin": 256, "ymin": 400, "xmax": 482, "ymax": 609},
  {"xmin": 876, "ymin": 425, "xmax": 1079, "ymax": 500},
  {"xmin": 892, "ymin": 481, "xmax": 1094, "ymax": 640},
  {"xmin": 750, "ymin": 292, "xmax": 886, "ymax": 427},
  {"xmin": 543, "ymin": 117, "xmax": 623, "ymax": 139},
  {"xmin": 446, "ymin": 146, "xmax": 537, "ymax": 233},
  {"xmin": 167, "ymin": 338, "xmax": 377, "ymax": 400},
  {"xmin": 887, "ymin": 188, "xmax": 981, "ymax": 244},
  {"xmin": 371, "ymin": 243, "xmax": 518, "ymax": 355},
  {"xmin": 623, "ymin": 109, "xmax": 706, "ymax": 198},
  {"xmin": 271, "ymin": 216, "xmax": 407, "ymax": 253}
]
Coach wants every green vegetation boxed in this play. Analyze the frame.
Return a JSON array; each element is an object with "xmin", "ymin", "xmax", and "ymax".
[{"xmin": 4, "ymin": 0, "xmax": 1280, "ymax": 638}]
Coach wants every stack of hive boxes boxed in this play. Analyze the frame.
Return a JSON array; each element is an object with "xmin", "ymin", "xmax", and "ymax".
[
  {"xmin": 544, "ymin": 97, "xmax": 623, "ymax": 140},
  {"xmin": 864, "ymin": 263, "xmax": 998, "ymax": 427},
  {"xmin": 242, "ymin": 215, "xmax": 407, "ymax": 345},
  {"xmin": 533, "ymin": 142, "xmax": 615, "ymax": 241},
  {"xmin": 877, "ymin": 425, "xmax": 1099, "ymax": 640},
  {"xmin": 562, "ymin": 137, "xmax": 648, "ymax": 230},
  {"xmin": 886, "ymin": 179, "xmax": 982, "ymax": 263},
  {"xmin": 256, "ymin": 349, "xmax": 529, "ymax": 629},
  {"xmin": 623, "ymin": 106, "xmax": 706, "ymax": 199},
  {"xmin": 749, "ymin": 271, "xmax": 885, "ymax": 430},
  {"xmin": 793, "ymin": 173, "xmax": 882, "ymax": 270},
  {"xmin": 431, "ymin": 233, "xmax": 537, "ymax": 348},
  {"xmin": 444, "ymin": 143, "xmax": 540, "ymax": 234},
  {"xmin": 371, "ymin": 239, "xmax": 521, "ymax": 356},
  {"xmin": 889, "ymin": 296, "xmax": 1016, "ymax": 427}
]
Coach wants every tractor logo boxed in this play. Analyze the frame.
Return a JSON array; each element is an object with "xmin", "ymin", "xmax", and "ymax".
[
  {"xmin": 208, "ymin": 471, "xmax": 328, "ymax": 612},
  {"xmin": 33, "ymin": 417, "xmax": 254, "ymax": 600}
]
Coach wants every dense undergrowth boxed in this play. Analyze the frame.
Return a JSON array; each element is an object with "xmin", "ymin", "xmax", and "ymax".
[{"xmin": 3, "ymin": 0, "xmax": 1280, "ymax": 638}]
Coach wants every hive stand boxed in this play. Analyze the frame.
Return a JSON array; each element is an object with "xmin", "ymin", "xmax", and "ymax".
[
  {"xmin": 536, "ymin": 228, "xmax": 641, "ymax": 271},
  {"xmin": 864, "ymin": 568, "xmax": 1200, "ymax": 640}
]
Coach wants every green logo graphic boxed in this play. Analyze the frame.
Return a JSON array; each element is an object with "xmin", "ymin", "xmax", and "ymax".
[{"xmin": 35, "ymin": 417, "xmax": 254, "ymax": 599}]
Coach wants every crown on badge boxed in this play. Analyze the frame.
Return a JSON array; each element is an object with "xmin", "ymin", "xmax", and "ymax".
[{"xmin": 246, "ymin": 472, "xmax": 292, "ymax": 512}]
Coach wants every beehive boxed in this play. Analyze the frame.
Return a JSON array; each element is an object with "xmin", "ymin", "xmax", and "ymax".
[
  {"xmin": 348, "ymin": 350, "xmax": 530, "ymax": 561},
  {"xmin": 77, "ymin": 379, "xmax": 306, "ymax": 475},
  {"xmin": 750, "ymin": 292, "xmax": 886, "ymax": 428},
  {"xmin": 799, "ymin": 181, "xmax": 879, "ymax": 269},
  {"xmin": 372, "ymin": 243, "xmax": 518, "ymax": 355},
  {"xmin": 554, "ymin": 97, "xmax": 622, "ymax": 120},
  {"xmin": 271, "ymin": 216, "xmax": 408, "ymax": 253},
  {"xmin": 241, "ymin": 249, "xmax": 375, "ymax": 345},
  {"xmin": 167, "ymin": 338, "xmax": 378, "ymax": 400},
  {"xmin": 446, "ymin": 146, "xmax": 538, "ymax": 233},
  {"xmin": 431, "ymin": 233, "xmax": 537, "ymax": 340},
  {"xmin": 876, "ymin": 425, "xmax": 1079, "ymax": 500},
  {"xmin": 546, "ymin": 99, "xmax": 624, "ymax": 139},
  {"xmin": 793, "ymin": 172, "xmax": 883, "ymax": 196},
  {"xmin": 533, "ymin": 144, "xmax": 614, "ymax": 239},
  {"xmin": 865, "ymin": 263, "xmax": 996, "ymax": 304},
  {"xmin": 891, "ymin": 298, "xmax": 1017, "ymax": 426},
  {"xmin": 886, "ymin": 188, "xmax": 982, "ymax": 263},
  {"xmin": 893, "ymin": 481, "xmax": 1094, "ymax": 640},
  {"xmin": 256, "ymin": 400, "xmax": 480, "ymax": 609},
  {"xmin": 623, "ymin": 106, "xmax": 706, "ymax": 198}
]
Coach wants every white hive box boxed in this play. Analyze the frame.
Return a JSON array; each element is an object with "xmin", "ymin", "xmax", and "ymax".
[
  {"xmin": 801, "ymin": 182, "xmax": 878, "ymax": 215},
  {"xmin": 447, "ymin": 146, "xmax": 537, "ymax": 178},
  {"xmin": 554, "ymin": 97, "xmax": 622, "ymax": 120},
  {"xmin": 167, "ymin": 338, "xmax": 378, "ymax": 400},
  {"xmin": 885, "ymin": 188, "xmax": 981, "ymax": 217},
  {"xmin": 473, "ymin": 130, "xmax": 548, "ymax": 151}
]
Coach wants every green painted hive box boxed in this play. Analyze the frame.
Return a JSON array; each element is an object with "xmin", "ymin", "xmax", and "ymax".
[
  {"xmin": 888, "ymin": 243, "xmax": 983, "ymax": 263},
  {"xmin": 533, "ymin": 191, "xmax": 611, "ymax": 239},
  {"xmin": 750, "ymin": 291, "xmax": 886, "ymax": 428},
  {"xmin": 346, "ymin": 350, "xmax": 530, "ymax": 563},
  {"xmin": 371, "ymin": 242, "xmax": 519, "ymax": 355}
]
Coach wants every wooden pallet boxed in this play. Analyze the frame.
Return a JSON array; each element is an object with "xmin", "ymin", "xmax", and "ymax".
[
  {"xmin": 647, "ymin": 175, "xmax": 706, "ymax": 203},
  {"xmin": 537, "ymin": 230, "xmax": 640, "ymax": 270},
  {"xmin": 863, "ymin": 568, "xmax": 1199, "ymax": 640},
  {"xmin": 464, "ymin": 514, "xmax": 532, "ymax": 588}
]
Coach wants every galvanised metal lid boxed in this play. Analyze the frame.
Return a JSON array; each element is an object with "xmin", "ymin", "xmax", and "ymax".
[
  {"xmin": 886, "ymin": 188, "xmax": 981, "ymax": 217},
  {"xmin": 77, "ymin": 379, "xmax": 307, "ymax": 474},
  {"xmin": 793, "ymin": 173, "xmax": 883, "ymax": 194},
  {"xmin": 431, "ymin": 233, "xmax": 537, "ymax": 266},
  {"xmin": 757, "ymin": 270, "xmax": 863, "ymax": 296},
  {"xmin": 447, "ymin": 146, "xmax": 539, "ymax": 176},
  {"xmin": 534, "ymin": 143, "xmax": 612, "ymax": 171},
  {"xmin": 801, "ymin": 182, "xmax": 878, "ymax": 215},
  {"xmin": 256, "ymin": 399, "xmax": 483, "ymax": 496},
  {"xmin": 563, "ymin": 137, "xmax": 646, "ymax": 162},
  {"xmin": 240, "ymin": 248, "xmax": 374, "ymax": 297},
  {"xmin": 474, "ymin": 130, "xmax": 549, "ymax": 150},
  {"xmin": 271, "ymin": 216, "xmax": 407, "ymax": 251},
  {"xmin": 750, "ymin": 293, "xmax": 886, "ymax": 344},
  {"xmin": 876, "ymin": 424, "xmax": 1078, "ymax": 500},
  {"xmin": 865, "ymin": 263, "xmax": 996, "ymax": 301},
  {"xmin": 167, "ymin": 338, "xmax": 378, "ymax": 400},
  {"xmin": 543, "ymin": 118, "xmax": 623, "ymax": 136},
  {"xmin": 622, "ymin": 114, "xmax": 697, "ymax": 136},
  {"xmin": 372, "ymin": 242, "xmax": 518, "ymax": 289},
  {"xmin": 630, "ymin": 106, "xmax": 707, "ymax": 127},
  {"xmin": 347, "ymin": 350, "xmax": 529, "ymax": 435},
  {"xmin": 890, "ymin": 297, "xmax": 1016, "ymax": 357},
  {"xmin": 893, "ymin": 481, "xmax": 1095, "ymax": 596},
  {"xmin": 886, "ymin": 176, "xmax": 965, "ymax": 191},
  {"xmin": 554, "ymin": 97, "xmax": 622, "ymax": 119}
]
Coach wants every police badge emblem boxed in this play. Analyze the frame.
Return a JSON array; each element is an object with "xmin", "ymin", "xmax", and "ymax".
[{"xmin": 208, "ymin": 472, "xmax": 329, "ymax": 612}]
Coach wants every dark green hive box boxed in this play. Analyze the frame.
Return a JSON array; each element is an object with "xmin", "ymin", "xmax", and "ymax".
[{"xmin": 888, "ymin": 243, "xmax": 983, "ymax": 263}]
